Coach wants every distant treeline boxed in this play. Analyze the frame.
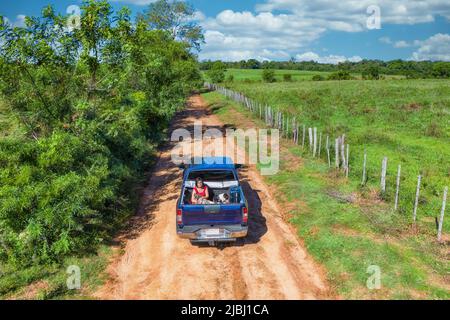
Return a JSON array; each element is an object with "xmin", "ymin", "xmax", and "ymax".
[{"xmin": 200, "ymin": 59, "xmax": 450, "ymax": 79}]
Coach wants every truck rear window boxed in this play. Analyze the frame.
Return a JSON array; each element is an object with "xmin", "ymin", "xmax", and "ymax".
[{"xmin": 188, "ymin": 170, "xmax": 235, "ymax": 182}]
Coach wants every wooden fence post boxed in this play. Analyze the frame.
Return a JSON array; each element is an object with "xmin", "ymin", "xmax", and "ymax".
[
  {"xmin": 292, "ymin": 118, "xmax": 296, "ymax": 143},
  {"xmin": 413, "ymin": 175, "xmax": 421, "ymax": 223},
  {"xmin": 437, "ymin": 186, "xmax": 448, "ymax": 242},
  {"xmin": 394, "ymin": 165, "xmax": 401, "ymax": 210},
  {"xmin": 318, "ymin": 132, "xmax": 322, "ymax": 158},
  {"xmin": 313, "ymin": 127, "xmax": 317, "ymax": 157},
  {"xmin": 302, "ymin": 125, "xmax": 306, "ymax": 149},
  {"xmin": 380, "ymin": 157, "xmax": 388, "ymax": 193},
  {"xmin": 265, "ymin": 105, "xmax": 268, "ymax": 124},
  {"xmin": 362, "ymin": 150, "xmax": 367, "ymax": 186},
  {"xmin": 326, "ymin": 135, "xmax": 331, "ymax": 168},
  {"xmin": 346, "ymin": 144, "xmax": 349, "ymax": 178},
  {"xmin": 286, "ymin": 116, "xmax": 289, "ymax": 138},
  {"xmin": 335, "ymin": 138, "xmax": 339, "ymax": 168}
]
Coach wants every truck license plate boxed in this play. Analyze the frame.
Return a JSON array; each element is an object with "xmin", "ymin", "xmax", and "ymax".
[
  {"xmin": 204, "ymin": 205, "xmax": 221, "ymax": 214},
  {"xmin": 204, "ymin": 228, "xmax": 220, "ymax": 236}
]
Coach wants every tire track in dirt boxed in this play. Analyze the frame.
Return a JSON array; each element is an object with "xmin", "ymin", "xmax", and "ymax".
[{"xmin": 95, "ymin": 95, "xmax": 332, "ymax": 300}]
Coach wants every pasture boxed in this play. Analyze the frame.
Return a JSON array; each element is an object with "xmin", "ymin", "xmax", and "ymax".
[
  {"xmin": 203, "ymin": 68, "xmax": 405, "ymax": 82},
  {"xmin": 224, "ymin": 77, "xmax": 450, "ymax": 233},
  {"xmin": 224, "ymin": 68, "xmax": 332, "ymax": 81},
  {"xmin": 202, "ymin": 76, "xmax": 450, "ymax": 298}
]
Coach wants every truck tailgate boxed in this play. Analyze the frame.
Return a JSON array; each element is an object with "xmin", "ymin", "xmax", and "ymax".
[{"xmin": 181, "ymin": 204, "xmax": 243, "ymax": 225}]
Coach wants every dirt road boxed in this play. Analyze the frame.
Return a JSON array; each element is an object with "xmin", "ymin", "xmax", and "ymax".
[{"xmin": 95, "ymin": 95, "xmax": 331, "ymax": 300}]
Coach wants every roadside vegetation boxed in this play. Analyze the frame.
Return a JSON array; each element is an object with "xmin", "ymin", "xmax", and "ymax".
[
  {"xmin": 0, "ymin": 0, "xmax": 201, "ymax": 298},
  {"xmin": 202, "ymin": 87, "xmax": 450, "ymax": 299},
  {"xmin": 223, "ymin": 78, "xmax": 450, "ymax": 235}
]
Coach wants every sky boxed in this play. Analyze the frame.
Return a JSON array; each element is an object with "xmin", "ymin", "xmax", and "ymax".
[{"xmin": 1, "ymin": 0, "xmax": 450, "ymax": 63}]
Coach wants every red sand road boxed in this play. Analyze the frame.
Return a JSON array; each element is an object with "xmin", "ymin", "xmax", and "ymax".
[{"xmin": 95, "ymin": 95, "xmax": 332, "ymax": 300}]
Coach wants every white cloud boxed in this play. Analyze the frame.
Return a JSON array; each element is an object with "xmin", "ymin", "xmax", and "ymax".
[
  {"xmin": 200, "ymin": 29, "xmax": 293, "ymax": 61},
  {"xmin": 14, "ymin": 15, "xmax": 26, "ymax": 27},
  {"xmin": 109, "ymin": 0, "xmax": 450, "ymax": 62},
  {"xmin": 295, "ymin": 52, "xmax": 362, "ymax": 64},
  {"xmin": 378, "ymin": 33, "xmax": 450, "ymax": 60},
  {"xmin": 379, "ymin": 37, "xmax": 416, "ymax": 48},
  {"xmin": 379, "ymin": 37, "xmax": 392, "ymax": 44},
  {"xmin": 192, "ymin": 11, "xmax": 206, "ymax": 22},
  {"xmin": 3, "ymin": 15, "xmax": 27, "ymax": 28},
  {"xmin": 393, "ymin": 40, "xmax": 410, "ymax": 48},
  {"xmin": 411, "ymin": 33, "xmax": 450, "ymax": 61},
  {"xmin": 256, "ymin": 0, "xmax": 450, "ymax": 25},
  {"xmin": 199, "ymin": 10, "xmax": 327, "ymax": 61},
  {"xmin": 199, "ymin": 1, "xmax": 450, "ymax": 61}
]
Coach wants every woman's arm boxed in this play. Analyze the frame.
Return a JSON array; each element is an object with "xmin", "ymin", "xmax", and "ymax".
[{"xmin": 204, "ymin": 186, "xmax": 209, "ymax": 200}]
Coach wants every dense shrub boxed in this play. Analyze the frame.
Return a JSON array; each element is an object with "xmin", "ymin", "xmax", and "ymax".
[
  {"xmin": 0, "ymin": 0, "xmax": 201, "ymax": 266},
  {"xmin": 328, "ymin": 70, "xmax": 353, "ymax": 80},
  {"xmin": 312, "ymin": 74, "xmax": 325, "ymax": 81},
  {"xmin": 362, "ymin": 65, "xmax": 380, "ymax": 80},
  {"xmin": 206, "ymin": 61, "xmax": 226, "ymax": 83},
  {"xmin": 283, "ymin": 74, "xmax": 292, "ymax": 82},
  {"xmin": 262, "ymin": 69, "xmax": 276, "ymax": 83},
  {"xmin": 432, "ymin": 62, "xmax": 450, "ymax": 78}
]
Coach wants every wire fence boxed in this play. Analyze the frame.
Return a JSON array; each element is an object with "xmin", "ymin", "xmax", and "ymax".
[{"xmin": 205, "ymin": 82, "xmax": 448, "ymax": 242}]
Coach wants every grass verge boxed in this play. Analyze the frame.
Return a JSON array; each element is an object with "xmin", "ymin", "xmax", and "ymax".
[
  {"xmin": 0, "ymin": 245, "xmax": 113, "ymax": 300},
  {"xmin": 202, "ymin": 90, "xmax": 449, "ymax": 299}
]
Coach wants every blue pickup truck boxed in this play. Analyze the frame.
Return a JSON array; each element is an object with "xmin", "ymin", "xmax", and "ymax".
[{"xmin": 176, "ymin": 157, "xmax": 248, "ymax": 245}]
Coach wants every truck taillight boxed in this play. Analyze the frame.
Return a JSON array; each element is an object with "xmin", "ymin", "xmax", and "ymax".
[
  {"xmin": 242, "ymin": 207, "xmax": 248, "ymax": 224},
  {"xmin": 177, "ymin": 209, "xmax": 182, "ymax": 225}
]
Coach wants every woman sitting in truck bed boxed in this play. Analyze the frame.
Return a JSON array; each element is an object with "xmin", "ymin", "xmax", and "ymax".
[{"xmin": 191, "ymin": 177, "xmax": 211, "ymax": 204}]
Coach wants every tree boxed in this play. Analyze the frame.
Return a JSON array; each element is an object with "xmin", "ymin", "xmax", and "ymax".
[
  {"xmin": 362, "ymin": 65, "xmax": 380, "ymax": 80},
  {"xmin": 246, "ymin": 59, "xmax": 261, "ymax": 69},
  {"xmin": 0, "ymin": 0, "xmax": 201, "ymax": 266},
  {"xmin": 328, "ymin": 70, "xmax": 353, "ymax": 80},
  {"xmin": 206, "ymin": 61, "xmax": 226, "ymax": 83},
  {"xmin": 146, "ymin": 0, "xmax": 204, "ymax": 51},
  {"xmin": 262, "ymin": 69, "xmax": 276, "ymax": 82},
  {"xmin": 432, "ymin": 62, "xmax": 450, "ymax": 78}
]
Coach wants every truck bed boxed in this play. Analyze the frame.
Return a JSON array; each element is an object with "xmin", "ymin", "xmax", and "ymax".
[
  {"xmin": 176, "ymin": 158, "xmax": 248, "ymax": 243},
  {"xmin": 181, "ymin": 203, "xmax": 244, "ymax": 225}
]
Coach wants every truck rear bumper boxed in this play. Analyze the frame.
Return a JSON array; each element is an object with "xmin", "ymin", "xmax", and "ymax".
[{"xmin": 177, "ymin": 224, "xmax": 248, "ymax": 241}]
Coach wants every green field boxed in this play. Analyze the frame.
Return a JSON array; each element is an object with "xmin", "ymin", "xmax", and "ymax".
[
  {"xmin": 225, "ymin": 68, "xmax": 333, "ymax": 81},
  {"xmin": 225, "ymin": 78, "xmax": 450, "ymax": 230},
  {"xmin": 203, "ymin": 68, "xmax": 405, "ymax": 82},
  {"xmin": 202, "ymin": 73, "xmax": 450, "ymax": 299}
]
